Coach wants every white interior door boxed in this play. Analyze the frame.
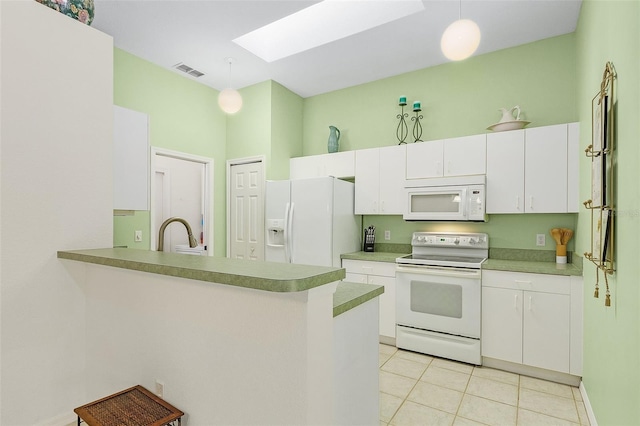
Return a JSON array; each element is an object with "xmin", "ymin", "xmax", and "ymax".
[
  {"xmin": 150, "ymin": 148, "xmax": 214, "ymax": 254},
  {"xmin": 154, "ymin": 155, "xmax": 204, "ymax": 252},
  {"xmin": 229, "ymin": 161, "xmax": 264, "ymax": 260}
]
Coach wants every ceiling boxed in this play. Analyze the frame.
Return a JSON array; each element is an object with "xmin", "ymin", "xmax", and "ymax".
[{"xmin": 92, "ymin": 0, "xmax": 582, "ymax": 98}]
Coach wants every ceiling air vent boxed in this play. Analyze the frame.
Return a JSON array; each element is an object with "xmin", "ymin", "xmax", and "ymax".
[{"xmin": 173, "ymin": 62, "xmax": 205, "ymax": 78}]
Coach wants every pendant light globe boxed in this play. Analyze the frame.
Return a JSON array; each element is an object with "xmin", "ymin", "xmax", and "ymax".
[
  {"xmin": 440, "ymin": 18, "xmax": 481, "ymax": 61},
  {"xmin": 218, "ymin": 88, "xmax": 243, "ymax": 114}
]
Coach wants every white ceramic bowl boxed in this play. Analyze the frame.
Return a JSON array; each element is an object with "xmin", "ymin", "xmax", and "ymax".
[{"xmin": 487, "ymin": 120, "xmax": 531, "ymax": 132}]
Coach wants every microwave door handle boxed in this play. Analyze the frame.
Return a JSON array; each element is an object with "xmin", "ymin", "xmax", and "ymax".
[{"xmin": 460, "ymin": 188, "xmax": 468, "ymax": 218}]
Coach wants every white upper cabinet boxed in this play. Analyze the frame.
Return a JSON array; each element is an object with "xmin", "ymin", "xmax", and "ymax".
[
  {"xmin": 289, "ymin": 151, "xmax": 355, "ymax": 179},
  {"xmin": 443, "ymin": 134, "xmax": 487, "ymax": 176},
  {"xmin": 355, "ymin": 145, "xmax": 406, "ymax": 215},
  {"xmin": 406, "ymin": 140, "xmax": 443, "ymax": 179},
  {"xmin": 406, "ymin": 135, "xmax": 486, "ymax": 179},
  {"xmin": 113, "ymin": 106, "xmax": 149, "ymax": 211},
  {"xmin": 486, "ymin": 123, "xmax": 579, "ymax": 214},
  {"xmin": 524, "ymin": 124, "xmax": 568, "ymax": 213},
  {"xmin": 486, "ymin": 130, "xmax": 526, "ymax": 213}
]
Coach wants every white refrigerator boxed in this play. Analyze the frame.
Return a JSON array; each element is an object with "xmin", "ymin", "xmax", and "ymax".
[{"xmin": 265, "ymin": 177, "xmax": 361, "ymax": 267}]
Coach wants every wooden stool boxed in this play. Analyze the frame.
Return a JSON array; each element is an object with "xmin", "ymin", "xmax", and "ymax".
[{"xmin": 74, "ymin": 385, "xmax": 184, "ymax": 426}]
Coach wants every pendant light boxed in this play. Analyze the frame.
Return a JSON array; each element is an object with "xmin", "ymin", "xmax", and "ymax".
[
  {"xmin": 440, "ymin": 0, "xmax": 480, "ymax": 61},
  {"xmin": 218, "ymin": 58, "xmax": 243, "ymax": 114}
]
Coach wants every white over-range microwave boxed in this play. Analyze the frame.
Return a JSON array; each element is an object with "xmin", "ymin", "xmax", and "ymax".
[{"xmin": 403, "ymin": 176, "xmax": 486, "ymax": 222}]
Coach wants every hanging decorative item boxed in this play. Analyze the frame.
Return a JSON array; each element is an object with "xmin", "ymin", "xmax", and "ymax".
[
  {"xmin": 36, "ymin": 0, "xmax": 95, "ymax": 25},
  {"xmin": 584, "ymin": 61, "xmax": 616, "ymax": 307},
  {"xmin": 411, "ymin": 101, "xmax": 423, "ymax": 143},
  {"xmin": 396, "ymin": 96, "xmax": 409, "ymax": 145}
]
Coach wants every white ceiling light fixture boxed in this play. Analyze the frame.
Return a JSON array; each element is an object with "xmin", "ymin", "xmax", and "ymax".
[
  {"xmin": 233, "ymin": 0, "xmax": 425, "ymax": 63},
  {"xmin": 218, "ymin": 58, "xmax": 243, "ymax": 114},
  {"xmin": 440, "ymin": 0, "xmax": 481, "ymax": 61}
]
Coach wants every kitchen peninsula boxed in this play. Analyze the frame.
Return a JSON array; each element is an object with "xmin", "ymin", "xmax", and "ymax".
[{"xmin": 58, "ymin": 248, "xmax": 382, "ymax": 425}]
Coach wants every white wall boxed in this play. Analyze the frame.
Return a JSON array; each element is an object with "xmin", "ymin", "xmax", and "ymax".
[
  {"xmin": 77, "ymin": 264, "xmax": 337, "ymax": 425},
  {"xmin": 0, "ymin": 2, "xmax": 113, "ymax": 424}
]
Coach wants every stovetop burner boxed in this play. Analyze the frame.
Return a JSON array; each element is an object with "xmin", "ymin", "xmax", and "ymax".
[{"xmin": 396, "ymin": 232, "xmax": 489, "ymax": 269}]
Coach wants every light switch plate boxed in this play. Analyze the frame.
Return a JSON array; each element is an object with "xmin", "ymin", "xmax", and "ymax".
[{"xmin": 134, "ymin": 230, "xmax": 143, "ymax": 242}]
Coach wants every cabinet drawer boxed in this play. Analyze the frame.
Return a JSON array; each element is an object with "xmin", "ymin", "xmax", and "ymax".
[
  {"xmin": 482, "ymin": 270, "xmax": 570, "ymax": 295},
  {"xmin": 342, "ymin": 260, "xmax": 396, "ymax": 277}
]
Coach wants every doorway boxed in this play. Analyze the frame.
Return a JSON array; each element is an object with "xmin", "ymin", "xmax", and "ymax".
[
  {"xmin": 150, "ymin": 147, "xmax": 214, "ymax": 255},
  {"xmin": 227, "ymin": 156, "xmax": 265, "ymax": 260}
]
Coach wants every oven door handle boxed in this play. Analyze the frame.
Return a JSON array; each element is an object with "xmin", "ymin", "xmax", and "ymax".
[{"xmin": 396, "ymin": 265, "xmax": 481, "ymax": 279}]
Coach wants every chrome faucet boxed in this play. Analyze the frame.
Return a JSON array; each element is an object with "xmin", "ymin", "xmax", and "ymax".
[{"xmin": 157, "ymin": 217, "xmax": 198, "ymax": 252}]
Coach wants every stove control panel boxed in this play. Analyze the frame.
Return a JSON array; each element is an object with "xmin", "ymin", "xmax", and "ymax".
[{"xmin": 411, "ymin": 232, "xmax": 488, "ymax": 249}]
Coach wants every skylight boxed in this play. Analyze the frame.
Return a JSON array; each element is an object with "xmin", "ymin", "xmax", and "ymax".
[{"xmin": 233, "ymin": 0, "xmax": 425, "ymax": 63}]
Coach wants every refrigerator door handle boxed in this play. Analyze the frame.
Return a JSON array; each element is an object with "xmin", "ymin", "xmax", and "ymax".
[
  {"xmin": 288, "ymin": 202, "xmax": 295, "ymax": 263},
  {"xmin": 283, "ymin": 202, "xmax": 291, "ymax": 263}
]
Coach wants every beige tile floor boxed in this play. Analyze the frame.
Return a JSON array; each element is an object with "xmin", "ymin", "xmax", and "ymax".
[{"xmin": 379, "ymin": 344, "xmax": 590, "ymax": 426}]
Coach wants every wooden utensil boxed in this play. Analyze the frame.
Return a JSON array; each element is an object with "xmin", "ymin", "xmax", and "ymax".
[
  {"xmin": 550, "ymin": 228, "xmax": 563, "ymax": 245},
  {"xmin": 561, "ymin": 228, "xmax": 574, "ymax": 245}
]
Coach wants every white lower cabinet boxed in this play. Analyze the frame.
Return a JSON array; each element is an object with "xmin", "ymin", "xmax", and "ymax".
[
  {"xmin": 482, "ymin": 270, "xmax": 577, "ymax": 375},
  {"xmin": 342, "ymin": 259, "xmax": 396, "ymax": 341}
]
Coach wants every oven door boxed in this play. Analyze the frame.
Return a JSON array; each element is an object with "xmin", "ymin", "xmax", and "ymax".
[
  {"xmin": 403, "ymin": 186, "xmax": 468, "ymax": 221},
  {"xmin": 396, "ymin": 265, "xmax": 481, "ymax": 338}
]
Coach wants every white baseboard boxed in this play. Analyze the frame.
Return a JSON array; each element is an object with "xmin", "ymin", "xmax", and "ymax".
[
  {"xmin": 580, "ymin": 381, "xmax": 598, "ymax": 426},
  {"xmin": 36, "ymin": 411, "xmax": 76, "ymax": 426}
]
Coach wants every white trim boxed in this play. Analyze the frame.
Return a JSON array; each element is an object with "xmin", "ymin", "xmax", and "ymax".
[
  {"xmin": 150, "ymin": 147, "xmax": 215, "ymax": 255},
  {"xmin": 226, "ymin": 155, "xmax": 266, "ymax": 258},
  {"xmin": 580, "ymin": 381, "xmax": 598, "ymax": 426}
]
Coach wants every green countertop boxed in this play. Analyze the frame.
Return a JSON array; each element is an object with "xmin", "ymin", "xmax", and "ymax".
[
  {"xmin": 482, "ymin": 258, "xmax": 582, "ymax": 276},
  {"xmin": 341, "ymin": 251, "xmax": 408, "ymax": 263},
  {"xmin": 341, "ymin": 251, "xmax": 583, "ymax": 276},
  {"xmin": 58, "ymin": 248, "xmax": 345, "ymax": 292},
  {"xmin": 333, "ymin": 281, "xmax": 384, "ymax": 318}
]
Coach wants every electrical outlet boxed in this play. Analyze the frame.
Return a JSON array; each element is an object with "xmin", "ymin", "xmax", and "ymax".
[
  {"xmin": 155, "ymin": 380, "xmax": 164, "ymax": 398},
  {"xmin": 384, "ymin": 230, "xmax": 391, "ymax": 241},
  {"xmin": 134, "ymin": 230, "xmax": 143, "ymax": 242},
  {"xmin": 536, "ymin": 234, "xmax": 546, "ymax": 246}
]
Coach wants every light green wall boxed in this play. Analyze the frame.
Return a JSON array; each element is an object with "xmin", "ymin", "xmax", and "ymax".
[
  {"xmin": 113, "ymin": 48, "xmax": 227, "ymax": 255},
  {"xmin": 302, "ymin": 34, "xmax": 579, "ymax": 251},
  {"xmin": 226, "ymin": 80, "xmax": 303, "ymax": 180},
  {"xmin": 271, "ymin": 81, "xmax": 304, "ymax": 180},
  {"xmin": 366, "ymin": 214, "xmax": 577, "ymax": 250},
  {"xmin": 303, "ymin": 34, "xmax": 577, "ymax": 154},
  {"xmin": 226, "ymin": 80, "xmax": 272, "ymax": 162},
  {"xmin": 575, "ymin": 1, "xmax": 640, "ymax": 424}
]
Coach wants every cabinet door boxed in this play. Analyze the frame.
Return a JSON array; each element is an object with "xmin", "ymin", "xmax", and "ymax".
[
  {"xmin": 525, "ymin": 124, "xmax": 568, "ymax": 212},
  {"xmin": 406, "ymin": 140, "xmax": 443, "ymax": 179},
  {"xmin": 290, "ymin": 156, "xmax": 323, "ymax": 179},
  {"xmin": 114, "ymin": 106, "xmax": 149, "ymax": 211},
  {"xmin": 355, "ymin": 148, "xmax": 380, "ymax": 214},
  {"xmin": 291, "ymin": 152, "xmax": 356, "ymax": 180},
  {"xmin": 324, "ymin": 151, "xmax": 356, "ymax": 178},
  {"xmin": 368, "ymin": 275, "xmax": 396, "ymax": 340},
  {"xmin": 523, "ymin": 291, "xmax": 570, "ymax": 373},
  {"xmin": 481, "ymin": 287, "xmax": 522, "ymax": 364},
  {"xmin": 378, "ymin": 145, "xmax": 406, "ymax": 214},
  {"xmin": 486, "ymin": 130, "xmax": 525, "ymax": 213},
  {"xmin": 444, "ymin": 134, "xmax": 486, "ymax": 176}
]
